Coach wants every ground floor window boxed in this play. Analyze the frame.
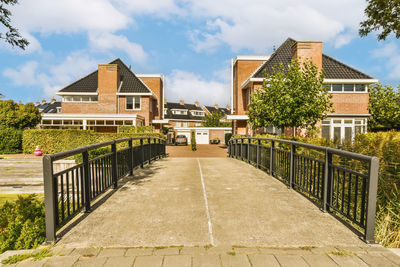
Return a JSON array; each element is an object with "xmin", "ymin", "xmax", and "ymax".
[{"xmin": 321, "ymin": 118, "xmax": 367, "ymax": 141}]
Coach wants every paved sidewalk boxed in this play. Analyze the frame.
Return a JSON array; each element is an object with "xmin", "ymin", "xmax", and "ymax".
[
  {"xmin": 3, "ymin": 245, "xmax": 400, "ymax": 266},
  {"xmin": 166, "ymin": 144, "xmax": 228, "ymax": 157}
]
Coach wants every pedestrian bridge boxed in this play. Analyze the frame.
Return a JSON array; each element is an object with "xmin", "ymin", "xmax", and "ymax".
[{"xmin": 43, "ymin": 137, "xmax": 379, "ymax": 248}]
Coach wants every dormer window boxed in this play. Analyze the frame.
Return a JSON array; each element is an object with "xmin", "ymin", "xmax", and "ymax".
[
  {"xmin": 172, "ymin": 109, "xmax": 187, "ymax": 115},
  {"xmin": 191, "ymin": 111, "xmax": 205, "ymax": 116}
]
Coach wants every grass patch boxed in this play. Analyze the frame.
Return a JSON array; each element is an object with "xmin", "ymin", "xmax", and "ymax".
[
  {"xmin": 226, "ymin": 251, "xmax": 236, "ymax": 256},
  {"xmin": 0, "ymin": 194, "xmax": 44, "ymax": 206},
  {"xmin": 204, "ymin": 244, "xmax": 213, "ymax": 249},
  {"xmin": 1, "ymin": 247, "xmax": 52, "ymax": 265},
  {"xmin": 232, "ymin": 245, "xmax": 248, "ymax": 248},
  {"xmin": 328, "ymin": 250, "xmax": 356, "ymax": 256},
  {"xmin": 300, "ymin": 246, "xmax": 316, "ymax": 251}
]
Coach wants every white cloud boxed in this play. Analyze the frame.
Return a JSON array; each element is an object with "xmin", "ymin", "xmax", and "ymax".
[
  {"xmin": 185, "ymin": 0, "xmax": 366, "ymax": 53},
  {"xmin": 88, "ymin": 32, "xmax": 147, "ymax": 64},
  {"xmin": 371, "ymin": 43, "xmax": 400, "ymax": 80},
  {"xmin": 12, "ymin": 0, "xmax": 130, "ymax": 34},
  {"xmin": 3, "ymin": 51, "xmax": 99, "ymax": 98},
  {"xmin": 114, "ymin": 0, "xmax": 185, "ymax": 18},
  {"xmin": 165, "ymin": 70, "xmax": 230, "ymax": 106}
]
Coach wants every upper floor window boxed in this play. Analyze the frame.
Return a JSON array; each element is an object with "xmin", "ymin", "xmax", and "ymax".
[
  {"xmin": 172, "ymin": 110, "xmax": 187, "ymax": 115},
  {"xmin": 191, "ymin": 111, "xmax": 205, "ymax": 116},
  {"xmin": 126, "ymin": 96, "xmax": 141, "ymax": 110},
  {"xmin": 324, "ymin": 84, "xmax": 368, "ymax": 92},
  {"xmin": 63, "ymin": 96, "xmax": 98, "ymax": 102}
]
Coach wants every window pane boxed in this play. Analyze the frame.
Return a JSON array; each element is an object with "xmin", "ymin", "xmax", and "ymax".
[
  {"xmin": 334, "ymin": 127, "xmax": 341, "ymax": 140},
  {"xmin": 91, "ymin": 96, "xmax": 98, "ymax": 101},
  {"xmin": 355, "ymin": 84, "xmax": 366, "ymax": 92},
  {"xmin": 355, "ymin": 126, "xmax": 362, "ymax": 134},
  {"xmin": 345, "ymin": 127, "xmax": 352, "ymax": 140},
  {"xmin": 322, "ymin": 125, "xmax": 330, "ymax": 139},
  {"xmin": 134, "ymin": 96, "xmax": 140, "ymax": 109},
  {"xmin": 81, "ymin": 96, "xmax": 89, "ymax": 102},
  {"xmin": 355, "ymin": 120, "xmax": 362, "ymax": 125},
  {"xmin": 333, "ymin": 119, "xmax": 341, "ymax": 124},
  {"xmin": 332, "ymin": 84, "xmax": 342, "ymax": 91},
  {"xmin": 322, "ymin": 120, "xmax": 330, "ymax": 125},
  {"xmin": 343, "ymin": 84, "xmax": 354, "ymax": 91},
  {"xmin": 72, "ymin": 96, "xmax": 81, "ymax": 101},
  {"xmin": 126, "ymin": 96, "xmax": 133, "ymax": 109},
  {"xmin": 344, "ymin": 120, "xmax": 352, "ymax": 124}
]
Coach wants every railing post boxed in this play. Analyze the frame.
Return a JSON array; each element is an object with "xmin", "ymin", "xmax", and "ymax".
[
  {"xmin": 256, "ymin": 139, "xmax": 260, "ymax": 169},
  {"xmin": 323, "ymin": 149, "xmax": 332, "ymax": 212},
  {"xmin": 270, "ymin": 140, "xmax": 275, "ymax": 175},
  {"xmin": 163, "ymin": 139, "xmax": 166, "ymax": 157},
  {"xmin": 247, "ymin": 138, "xmax": 251, "ymax": 162},
  {"xmin": 289, "ymin": 143, "xmax": 295, "ymax": 189},
  {"xmin": 43, "ymin": 155, "xmax": 57, "ymax": 243},
  {"xmin": 364, "ymin": 157, "xmax": 379, "ymax": 243},
  {"xmin": 240, "ymin": 138, "xmax": 244, "ymax": 161},
  {"xmin": 140, "ymin": 138, "xmax": 144, "ymax": 168},
  {"xmin": 148, "ymin": 137, "xmax": 152, "ymax": 163},
  {"xmin": 82, "ymin": 150, "xmax": 91, "ymax": 212},
  {"xmin": 128, "ymin": 138, "xmax": 133, "ymax": 176},
  {"xmin": 111, "ymin": 142, "xmax": 118, "ymax": 189}
]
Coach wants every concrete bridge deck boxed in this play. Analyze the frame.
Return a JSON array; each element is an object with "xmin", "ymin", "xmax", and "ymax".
[{"xmin": 6, "ymin": 157, "xmax": 399, "ymax": 266}]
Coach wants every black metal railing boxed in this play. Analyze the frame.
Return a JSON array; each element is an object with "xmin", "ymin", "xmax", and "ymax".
[
  {"xmin": 43, "ymin": 136, "xmax": 166, "ymax": 242},
  {"xmin": 228, "ymin": 137, "xmax": 379, "ymax": 243}
]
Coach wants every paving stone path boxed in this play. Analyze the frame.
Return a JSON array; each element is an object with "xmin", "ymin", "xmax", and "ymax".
[{"xmin": 3, "ymin": 245, "xmax": 400, "ymax": 266}]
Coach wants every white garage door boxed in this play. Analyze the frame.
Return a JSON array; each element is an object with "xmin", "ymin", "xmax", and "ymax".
[
  {"xmin": 176, "ymin": 130, "xmax": 191, "ymax": 144},
  {"xmin": 195, "ymin": 130, "xmax": 209, "ymax": 144}
]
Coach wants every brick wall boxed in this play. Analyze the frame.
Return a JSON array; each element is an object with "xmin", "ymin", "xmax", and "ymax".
[
  {"xmin": 118, "ymin": 96, "xmax": 152, "ymax": 125},
  {"xmin": 331, "ymin": 93, "xmax": 369, "ymax": 114},
  {"xmin": 291, "ymin": 41, "xmax": 322, "ymax": 71},
  {"xmin": 209, "ymin": 129, "xmax": 227, "ymax": 144},
  {"xmin": 138, "ymin": 77, "xmax": 163, "ymax": 120}
]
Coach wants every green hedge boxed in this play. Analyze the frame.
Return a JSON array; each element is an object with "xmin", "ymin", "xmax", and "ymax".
[
  {"xmin": 23, "ymin": 129, "xmax": 163, "ymax": 154},
  {"xmin": 0, "ymin": 127, "xmax": 23, "ymax": 154},
  {"xmin": 119, "ymin": 125, "xmax": 154, "ymax": 133}
]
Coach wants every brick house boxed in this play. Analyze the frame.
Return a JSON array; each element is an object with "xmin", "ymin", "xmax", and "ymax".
[
  {"xmin": 228, "ymin": 38, "xmax": 378, "ymax": 140},
  {"xmin": 163, "ymin": 100, "xmax": 231, "ymax": 144},
  {"xmin": 40, "ymin": 59, "xmax": 164, "ymax": 132},
  {"xmin": 203, "ymin": 104, "xmax": 231, "ymax": 116}
]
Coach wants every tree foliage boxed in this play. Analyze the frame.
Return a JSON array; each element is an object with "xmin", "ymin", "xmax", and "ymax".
[
  {"xmin": 368, "ymin": 83, "xmax": 400, "ymax": 129},
  {"xmin": 359, "ymin": 0, "xmax": 400, "ymax": 40},
  {"xmin": 0, "ymin": 100, "xmax": 41, "ymax": 129},
  {"xmin": 202, "ymin": 111, "xmax": 231, "ymax": 127},
  {"xmin": 249, "ymin": 60, "xmax": 333, "ymax": 130},
  {"xmin": 0, "ymin": 0, "xmax": 29, "ymax": 49}
]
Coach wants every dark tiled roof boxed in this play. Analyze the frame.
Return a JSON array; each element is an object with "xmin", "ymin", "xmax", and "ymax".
[
  {"xmin": 164, "ymin": 102, "xmax": 204, "ymax": 121},
  {"xmin": 204, "ymin": 106, "xmax": 231, "ymax": 115},
  {"xmin": 253, "ymin": 38, "xmax": 373, "ymax": 80},
  {"xmin": 42, "ymin": 102, "xmax": 61, "ymax": 113},
  {"xmin": 58, "ymin": 58, "xmax": 151, "ymax": 94}
]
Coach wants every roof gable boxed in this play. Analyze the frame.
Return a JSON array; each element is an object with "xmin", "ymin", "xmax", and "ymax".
[
  {"xmin": 252, "ymin": 38, "xmax": 373, "ymax": 80},
  {"xmin": 58, "ymin": 58, "xmax": 151, "ymax": 94}
]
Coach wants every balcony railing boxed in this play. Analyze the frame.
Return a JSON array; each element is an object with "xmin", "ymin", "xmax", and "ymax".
[
  {"xmin": 228, "ymin": 137, "xmax": 379, "ymax": 243},
  {"xmin": 43, "ymin": 137, "xmax": 166, "ymax": 242}
]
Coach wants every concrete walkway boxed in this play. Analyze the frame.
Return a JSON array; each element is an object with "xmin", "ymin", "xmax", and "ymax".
[{"xmin": 5, "ymin": 157, "xmax": 399, "ymax": 266}]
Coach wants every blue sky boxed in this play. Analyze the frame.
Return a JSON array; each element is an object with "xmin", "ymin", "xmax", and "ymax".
[{"xmin": 0, "ymin": 0, "xmax": 399, "ymax": 106}]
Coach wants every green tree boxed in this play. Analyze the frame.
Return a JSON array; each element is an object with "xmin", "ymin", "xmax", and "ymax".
[
  {"xmin": 202, "ymin": 111, "xmax": 231, "ymax": 127},
  {"xmin": 0, "ymin": 0, "xmax": 29, "ymax": 49},
  {"xmin": 359, "ymin": 0, "xmax": 400, "ymax": 40},
  {"xmin": 368, "ymin": 83, "xmax": 400, "ymax": 129},
  {"xmin": 0, "ymin": 100, "xmax": 41, "ymax": 129},
  {"xmin": 249, "ymin": 60, "xmax": 333, "ymax": 132}
]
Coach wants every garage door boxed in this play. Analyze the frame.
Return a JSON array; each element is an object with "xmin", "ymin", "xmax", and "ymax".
[
  {"xmin": 176, "ymin": 130, "xmax": 191, "ymax": 144},
  {"xmin": 195, "ymin": 130, "xmax": 209, "ymax": 144}
]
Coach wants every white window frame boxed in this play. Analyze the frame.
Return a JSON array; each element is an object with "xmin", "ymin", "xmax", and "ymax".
[
  {"xmin": 321, "ymin": 118, "xmax": 367, "ymax": 141},
  {"xmin": 126, "ymin": 96, "xmax": 141, "ymax": 110},
  {"xmin": 62, "ymin": 96, "xmax": 98, "ymax": 102},
  {"xmin": 323, "ymin": 83, "xmax": 369, "ymax": 93},
  {"xmin": 191, "ymin": 111, "xmax": 205, "ymax": 116},
  {"xmin": 175, "ymin": 121, "xmax": 182, "ymax": 127}
]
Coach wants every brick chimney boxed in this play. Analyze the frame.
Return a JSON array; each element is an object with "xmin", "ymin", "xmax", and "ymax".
[
  {"xmin": 50, "ymin": 98, "xmax": 56, "ymax": 104},
  {"xmin": 194, "ymin": 101, "xmax": 199, "ymax": 107},
  {"xmin": 226, "ymin": 105, "xmax": 231, "ymax": 110},
  {"xmin": 41, "ymin": 100, "xmax": 46, "ymax": 104},
  {"xmin": 35, "ymin": 101, "xmax": 40, "ymax": 105},
  {"xmin": 98, "ymin": 64, "xmax": 120, "ymax": 113},
  {"xmin": 179, "ymin": 100, "xmax": 184, "ymax": 105},
  {"xmin": 164, "ymin": 98, "xmax": 166, "ymax": 104},
  {"xmin": 291, "ymin": 41, "xmax": 322, "ymax": 71},
  {"xmin": 214, "ymin": 104, "xmax": 219, "ymax": 109}
]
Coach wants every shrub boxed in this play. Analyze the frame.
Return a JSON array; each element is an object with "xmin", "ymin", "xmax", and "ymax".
[
  {"xmin": 0, "ymin": 195, "xmax": 45, "ymax": 253},
  {"xmin": 22, "ymin": 129, "xmax": 163, "ymax": 154},
  {"xmin": 191, "ymin": 131, "xmax": 196, "ymax": 151},
  {"xmin": 119, "ymin": 126, "xmax": 154, "ymax": 133},
  {"xmin": 0, "ymin": 127, "xmax": 23, "ymax": 154},
  {"xmin": 224, "ymin": 133, "xmax": 232, "ymax": 145}
]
